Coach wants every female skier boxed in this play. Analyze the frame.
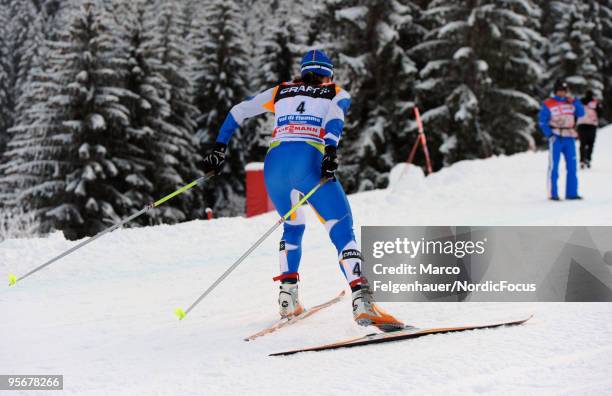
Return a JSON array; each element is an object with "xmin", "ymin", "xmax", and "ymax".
[{"xmin": 203, "ymin": 50, "xmax": 403, "ymax": 331}]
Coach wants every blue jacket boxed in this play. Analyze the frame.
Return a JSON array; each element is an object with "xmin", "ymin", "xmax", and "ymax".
[{"xmin": 538, "ymin": 95, "xmax": 585, "ymax": 138}]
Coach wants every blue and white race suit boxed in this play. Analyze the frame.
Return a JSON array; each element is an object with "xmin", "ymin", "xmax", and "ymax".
[
  {"xmin": 215, "ymin": 82, "xmax": 363, "ymax": 286},
  {"xmin": 538, "ymin": 96, "xmax": 585, "ymax": 199}
]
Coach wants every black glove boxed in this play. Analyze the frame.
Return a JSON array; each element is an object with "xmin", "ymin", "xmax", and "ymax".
[
  {"xmin": 203, "ymin": 142, "xmax": 226, "ymax": 175},
  {"xmin": 321, "ymin": 145, "xmax": 338, "ymax": 180}
]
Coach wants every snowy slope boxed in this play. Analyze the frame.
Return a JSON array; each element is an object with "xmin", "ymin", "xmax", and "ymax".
[{"xmin": 1, "ymin": 127, "xmax": 612, "ymax": 395}]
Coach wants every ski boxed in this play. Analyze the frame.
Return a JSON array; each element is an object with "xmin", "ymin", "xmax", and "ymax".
[
  {"xmin": 270, "ymin": 315, "xmax": 533, "ymax": 356},
  {"xmin": 244, "ymin": 290, "xmax": 346, "ymax": 341}
]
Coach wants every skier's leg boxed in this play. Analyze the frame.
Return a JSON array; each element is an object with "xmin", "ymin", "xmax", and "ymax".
[
  {"xmin": 265, "ymin": 151, "xmax": 306, "ymax": 280},
  {"xmin": 278, "ymin": 190, "xmax": 307, "ymax": 279},
  {"xmin": 276, "ymin": 215, "xmax": 306, "ymax": 318},
  {"xmin": 318, "ymin": 186, "xmax": 361, "ymax": 281},
  {"xmin": 294, "ymin": 144, "xmax": 403, "ymax": 330},
  {"xmin": 296, "ymin": 171, "xmax": 362, "ymax": 285},
  {"xmin": 264, "ymin": 145, "xmax": 307, "ymax": 317},
  {"xmin": 548, "ymin": 136, "xmax": 561, "ymax": 199},
  {"xmin": 586, "ymin": 126, "xmax": 596, "ymax": 164},
  {"xmin": 288, "ymin": 143, "xmax": 369, "ymax": 285},
  {"xmin": 306, "ymin": 181, "xmax": 403, "ymax": 330},
  {"xmin": 564, "ymin": 137, "xmax": 579, "ymax": 198},
  {"xmin": 577, "ymin": 126, "xmax": 588, "ymax": 166},
  {"xmin": 591, "ymin": 127, "xmax": 597, "ymax": 163}
]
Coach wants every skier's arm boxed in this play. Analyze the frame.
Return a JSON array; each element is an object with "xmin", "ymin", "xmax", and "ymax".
[
  {"xmin": 323, "ymin": 88, "xmax": 352, "ymax": 147},
  {"xmin": 538, "ymin": 104, "xmax": 552, "ymax": 138},
  {"xmin": 321, "ymin": 88, "xmax": 351, "ymax": 180},
  {"xmin": 216, "ymin": 86, "xmax": 278, "ymax": 144}
]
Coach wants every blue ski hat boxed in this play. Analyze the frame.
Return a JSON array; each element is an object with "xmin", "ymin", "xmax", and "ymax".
[{"xmin": 300, "ymin": 50, "xmax": 334, "ymax": 78}]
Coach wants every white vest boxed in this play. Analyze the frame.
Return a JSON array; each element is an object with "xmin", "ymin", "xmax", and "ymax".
[{"xmin": 271, "ymin": 83, "xmax": 338, "ymax": 144}]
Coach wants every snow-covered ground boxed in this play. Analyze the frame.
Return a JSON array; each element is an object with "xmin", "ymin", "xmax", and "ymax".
[{"xmin": 1, "ymin": 127, "xmax": 612, "ymax": 395}]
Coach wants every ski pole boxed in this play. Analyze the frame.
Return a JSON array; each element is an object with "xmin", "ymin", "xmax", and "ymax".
[
  {"xmin": 8, "ymin": 172, "xmax": 216, "ymax": 287},
  {"xmin": 175, "ymin": 179, "xmax": 327, "ymax": 320}
]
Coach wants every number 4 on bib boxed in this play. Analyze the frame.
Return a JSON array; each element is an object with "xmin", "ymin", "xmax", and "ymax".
[{"xmin": 296, "ymin": 101, "xmax": 306, "ymax": 114}]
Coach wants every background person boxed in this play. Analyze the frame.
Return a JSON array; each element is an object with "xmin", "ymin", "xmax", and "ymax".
[
  {"xmin": 577, "ymin": 90, "xmax": 603, "ymax": 169},
  {"xmin": 538, "ymin": 79, "xmax": 585, "ymax": 201}
]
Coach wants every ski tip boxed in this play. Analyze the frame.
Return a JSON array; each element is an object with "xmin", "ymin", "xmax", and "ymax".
[
  {"xmin": 8, "ymin": 274, "xmax": 17, "ymax": 287},
  {"xmin": 174, "ymin": 308, "xmax": 186, "ymax": 321}
]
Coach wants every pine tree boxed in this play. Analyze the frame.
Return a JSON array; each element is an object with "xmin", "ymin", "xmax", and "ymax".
[
  {"xmin": 181, "ymin": 0, "xmax": 199, "ymax": 38},
  {"xmin": 411, "ymin": 0, "xmax": 544, "ymax": 167},
  {"xmin": 254, "ymin": 1, "xmax": 302, "ymax": 91},
  {"xmin": 595, "ymin": 0, "xmax": 612, "ymax": 121},
  {"xmin": 1, "ymin": 1, "xmax": 138, "ymax": 239},
  {"xmin": 4, "ymin": 0, "xmax": 64, "ymax": 129},
  {"xmin": 94, "ymin": 0, "xmax": 163, "ymax": 226},
  {"xmin": 11, "ymin": 1, "xmax": 64, "ymax": 127},
  {"xmin": 92, "ymin": 0, "xmax": 167, "ymax": 226},
  {"xmin": 0, "ymin": 0, "xmax": 63, "ymax": 213},
  {"xmin": 414, "ymin": 1, "xmax": 490, "ymax": 167},
  {"xmin": 0, "ymin": 63, "xmax": 55, "ymax": 214},
  {"xmin": 537, "ymin": 0, "xmax": 569, "ymax": 39},
  {"xmin": 546, "ymin": 1, "xmax": 603, "ymax": 96},
  {"xmin": 192, "ymin": 0, "xmax": 250, "ymax": 216},
  {"xmin": 313, "ymin": 0, "xmax": 418, "ymax": 191},
  {"xmin": 477, "ymin": 0, "xmax": 544, "ymax": 153},
  {"xmin": 0, "ymin": 3, "xmax": 11, "ymax": 157},
  {"xmin": 0, "ymin": 0, "xmax": 40, "ymax": 158},
  {"xmin": 8, "ymin": 0, "xmax": 39, "ymax": 103},
  {"xmin": 141, "ymin": 0, "xmax": 203, "ymax": 223},
  {"xmin": 0, "ymin": 0, "xmax": 57, "ymax": 212},
  {"xmin": 247, "ymin": 0, "xmax": 305, "ymax": 163}
]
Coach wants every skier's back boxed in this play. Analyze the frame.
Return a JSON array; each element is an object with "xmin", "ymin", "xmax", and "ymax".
[{"xmin": 202, "ymin": 50, "xmax": 403, "ymax": 331}]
